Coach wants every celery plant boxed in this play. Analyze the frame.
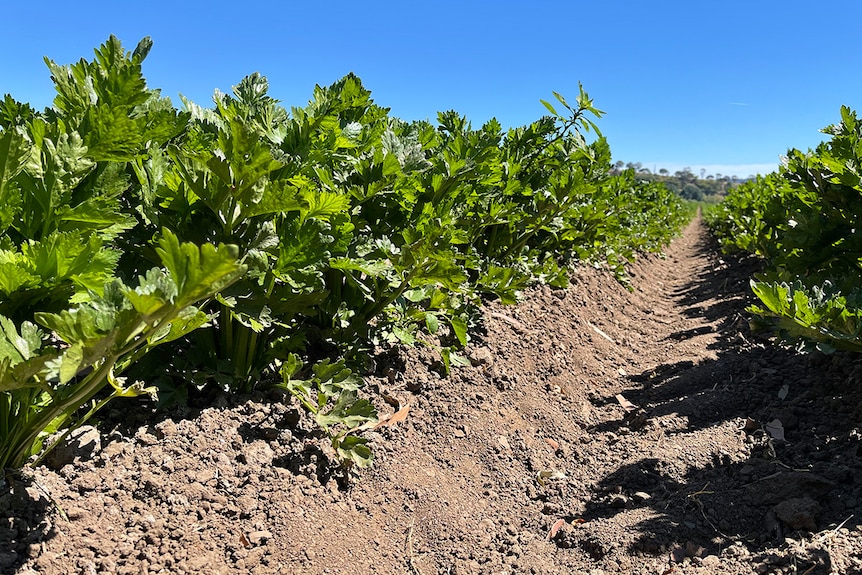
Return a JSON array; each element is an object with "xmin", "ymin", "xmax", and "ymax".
[{"xmin": 0, "ymin": 231, "xmax": 243, "ymax": 469}]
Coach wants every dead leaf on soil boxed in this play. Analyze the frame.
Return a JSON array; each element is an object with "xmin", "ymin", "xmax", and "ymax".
[
  {"xmin": 239, "ymin": 532, "xmax": 251, "ymax": 548},
  {"xmin": 536, "ymin": 469, "xmax": 567, "ymax": 487},
  {"xmin": 764, "ymin": 419, "xmax": 785, "ymax": 441},
  {"xmin": 374, "ymin": 405, "xmax": 411, "ymax": 429},
  {"xmin": 548, "ymin": 518, "xmax": 566, "ymax": 539},
  {"xmin": 742, "ymin": 417, "xmax": 759, "ymax": 432},
  {"xmin": 615, "ymin": 394, "xmax": 637, "ymax": 413}
]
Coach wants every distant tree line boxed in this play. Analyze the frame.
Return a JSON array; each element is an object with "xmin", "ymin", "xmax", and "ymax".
[{"xmin": 610, "ymin": 162, "xmax": 751, "ymax": 202}]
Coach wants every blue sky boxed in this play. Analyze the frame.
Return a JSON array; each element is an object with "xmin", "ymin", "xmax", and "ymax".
[{"xmin": 2, "ymin": 1, "xmax": 861, "ymax": 179}]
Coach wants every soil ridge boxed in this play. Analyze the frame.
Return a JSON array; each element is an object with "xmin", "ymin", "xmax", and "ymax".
[{"xmin": 2, "ymin": 217, "xmax": 861, "ymax": 574}]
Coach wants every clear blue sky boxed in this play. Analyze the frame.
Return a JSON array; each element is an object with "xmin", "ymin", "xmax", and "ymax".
[{"xmin": 3, "ymin": 1, "xmax": 861, "ymax": 179}]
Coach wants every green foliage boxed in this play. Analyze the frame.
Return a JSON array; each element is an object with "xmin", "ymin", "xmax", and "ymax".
[
  {"xmin": 750, "ymin": 279, "xmax": 862, "ymax": 353},
  {"xmin": 278, "ymin": 354, "xmax": 376, "ymax": 469},
  {"xmin": 708, "ymin": 106, "xmax": 862, "ymax": 352},
  {"xmin": 0, "ymin": 232, "xmax": 243, "ymax": 469},
  {"xmin": 2, "ymin": 36, "xmax": 692, "ymax": 471},
  {"xmin": 0, "ymin": 37, "xmax": 242, "ymax": 470}
]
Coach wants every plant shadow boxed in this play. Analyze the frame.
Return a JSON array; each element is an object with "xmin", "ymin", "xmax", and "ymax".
[
  {"xmin": 573, "ymin": 231, "xmax": 862, "ymax": 572},
  {"xmin": 0, "ymin": 471, "xmax": 55, "ymax": 573}
]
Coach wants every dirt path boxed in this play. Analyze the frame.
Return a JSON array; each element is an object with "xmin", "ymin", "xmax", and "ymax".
[{"xmin": 3, "ymin": 218, "xmax": 862, "ymax": 574}]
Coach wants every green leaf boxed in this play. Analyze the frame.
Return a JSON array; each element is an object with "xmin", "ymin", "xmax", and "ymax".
[
  {"xmin": 329, "ymin": 257, "xmax": 390, "ymax": 278},
  {"xmin": 448, "ymin": 315, "xmax": 468, "ymax": 347},
  {"xmin": 313, "ymin": 359, "xmax": 362, "ymax": 394},
  {"xmin": 0, "ymin": 127, "xmax": 30, "ymax": 231},
  {"xmin": 244, "ymin": 181, "xmax": 304, "ymax": 217},
  {"xmin": 0, "ymin": 353, "xmax": 55, "ymax": 393},
  {"xmin": 132, "ymin": 36, "xmax": 153, "ymax": 62},
  {"xmin": 425, "ymin": 312, "xmax": 439, "ymax": 334},
  {"xmin": 147, "ymin": 308, "xmax": 211, "ymax": 346},
  {"xmin": 300, "ymin": 189, "xmax": 351, "ymax": 222},
  {"xmin": 539, "ymin": 99, "xmax": 559, "ymax": 118},
  {"xmin": 316, "ymin": 390, "xmax": 376, "ymax": 429},
  {"xmin": 552, "ymin": 91, "xmax": 571, "ymax": 111},
  {"xmin": 155, "ymin": 229, "xmax": 245, "ymax": 306},
  {"xmin": 390, "ymin": 325, "xmax": 416, "ymax": 345},
  {"xmin": 282, "ymin": 353, "xmax": 303, "ymax": 380},
  {"xmin": 0, "ymin": 316, "xmax": 42, "ymax": 363},
  {"xmin": 334, "ymin": 435, "xmax": 373, "ymax": 468},
  {"xmin": 275, "ymin": 218, "xmax": 333, "ymax": 272},
  {"xmin": 59, "ymin": 343, "xmax": 85, "ymax": 384},
  {"xmin": 0, "ymin": 262, "xmax": 39, "ymax": 296}
]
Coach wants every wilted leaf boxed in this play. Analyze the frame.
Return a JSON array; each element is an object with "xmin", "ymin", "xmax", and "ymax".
[
  {"xmin": 742, "ymin": 417, "xmax": 759, "ymax": 432},
  {"xmin": 374, "ymin": 404, "xmax": 410, "ymax": 428}
]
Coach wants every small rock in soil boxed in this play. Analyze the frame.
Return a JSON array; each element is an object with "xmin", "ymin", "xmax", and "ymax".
[
  {"xmin": 772, "ymin": 497, "xmax": 821, "ymax": 531},
  {"xmin": 468, "ymin": 346, "xmax": 494, "ymax": 366},
  {"xmin": 247, "ymin": 530, "xmax": 273, "ymax": 545}
]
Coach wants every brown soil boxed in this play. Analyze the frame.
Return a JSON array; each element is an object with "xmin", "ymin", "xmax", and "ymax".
[{"xmin": 3, "ymin": 218, "xmax": 862, "ymax": 575}]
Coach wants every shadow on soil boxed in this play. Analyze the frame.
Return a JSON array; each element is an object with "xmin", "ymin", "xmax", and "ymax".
[
  {"xmin": 581, "ymin": 233, "xmax": 862, "ymax": 574},
  {"xmin": 0, "ymin": 471, "xmax": 55, "ymax": 572}
]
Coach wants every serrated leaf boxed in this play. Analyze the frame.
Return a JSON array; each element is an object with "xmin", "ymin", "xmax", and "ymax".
[
  {"xmin": 155, "ymin": 229, "xmax": 244, "ymax": 306},
  {"xmin": 300, "ymin": 190, "xmax": 351, "ymax": 222},
  {"xmin": 132, "ymin": 36, "xmax": 153, "ymax": 62},
  {"xmin": 244, "ymin": 181, "xmax": 304, "ymax": 217},
  {"xmin": 391, "ymin": 325, "xmax": 416, "ymax": 345},
  {"xmin": 314, "ymin": 359, "xmax": 362, "ymax": 395},
  {"xmin": 0, "ymin": 262, "xmax": 39, "ymax": 296},
  {"xmin": 316, "ymin": 391, "xmax": 376, "ymax": 429},
  {"xmin": 0, "ymin": 127, "xmax": 30, "ymax": 230},
  {"xmin": 0, "ymin": 353, "xmax": 55, "ymax": 392},
  {"xmin": 282, "ymin": 353, "xmax": 303, "ymax": 381},
  {"xmin": 0, "ymin": 316, "xmax": 41, "ymax": 363},
  {"xmin": 124, "ymin": 289, "xmax": 169, "ymax": 316},
  {"xmin": 329, "ymin": 257, "xmax": 390, "ymax": 277},
  {"xmin": 147, "ymin": 308, "xmax": 210, "ymax": 346},
  {"xmin": 335, "ymin": 435, "xmax": 373, "ymax": 468},
  {"xmin": 275, "ymin": 218, "xmax": 332, "ymax": 272}
]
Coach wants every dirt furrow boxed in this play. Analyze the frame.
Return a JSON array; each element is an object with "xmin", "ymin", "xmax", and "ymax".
[{"xmin": 3, "ymin": 218, "xmax": 861, "ymax": 575}]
